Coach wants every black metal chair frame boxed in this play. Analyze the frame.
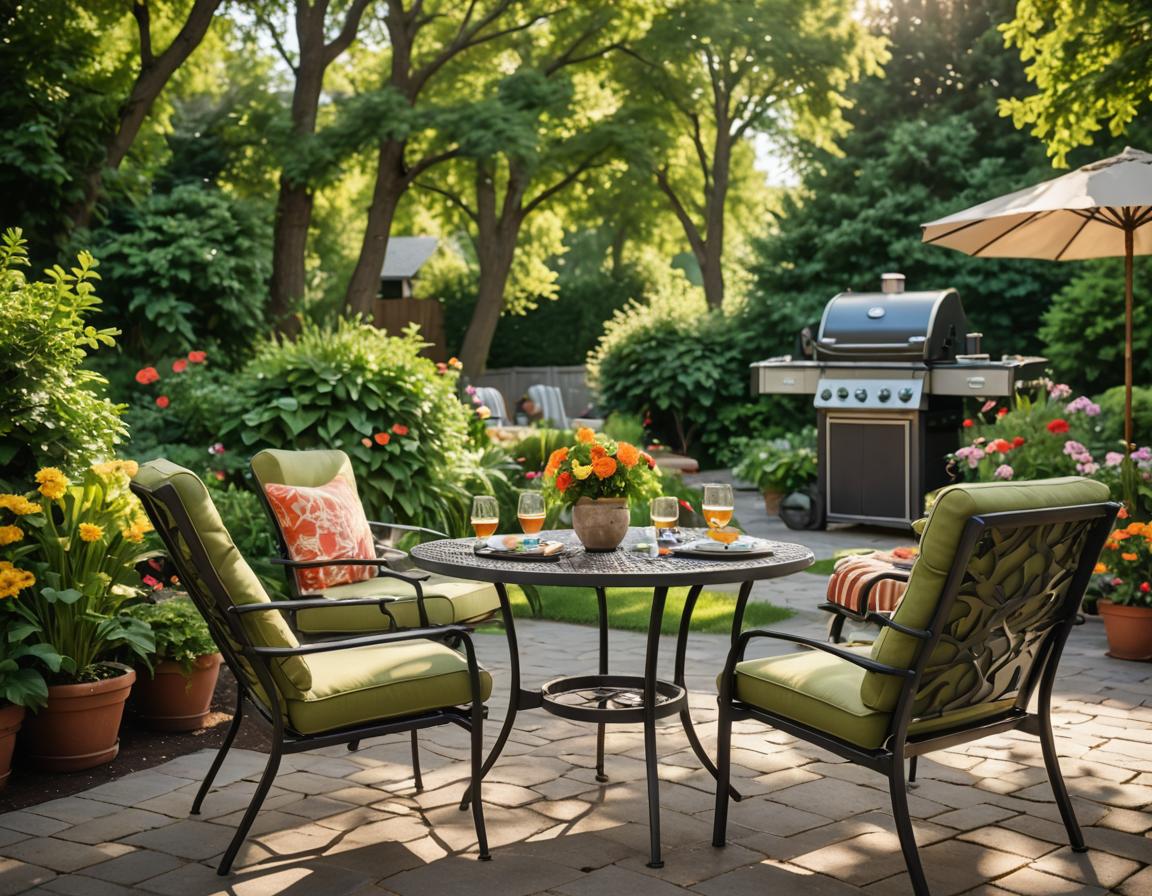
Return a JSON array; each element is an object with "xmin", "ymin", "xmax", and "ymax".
[
  {"xmin": 131, "ymin": 478, "xmax": 491, "ymax": 876},
  {"xmin": 713, "ymin": 501, "xmax": 1118, "ymax": 896},
  {"xmin": 821, "ymin": 567, "xmax": 912, "ymax": 643}
]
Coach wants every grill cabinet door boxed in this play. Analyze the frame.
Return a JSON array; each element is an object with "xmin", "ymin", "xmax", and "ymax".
[{"xmin": 822, "ymin": 414, "xmax": 912, "ymax": 525}]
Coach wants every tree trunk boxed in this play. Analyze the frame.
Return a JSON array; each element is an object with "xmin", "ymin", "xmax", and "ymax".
[
  {"xmin": 459, "ymin": 244, "xmax": 517, "ymax": 378},
  {"xmin": 344, "ymin": 141, "xmax": 407, "ymax": 319},
  {"xmin": 700, "ymin": 134, "xmax": 731, "ymax": 310},
  {"xmin": 69, "ymin": 0, "xmax": 221, "ymax": 230}
]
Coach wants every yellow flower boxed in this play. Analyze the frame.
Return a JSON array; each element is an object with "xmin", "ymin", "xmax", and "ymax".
[
  {"xmin": 121, "ymin": 514, "xmax": 152, "ymax": 543},
  {"xmin": 121, "ymin": 460, "xmax": 139, "ymax": 478},
  {"xmin": 78, "ymin": 523, "xmax": 105, "ymax": 543},
  {"xmin": 572, "ymin": 461, "xmax": 594, "ymax": 480},
  {"xmin": 91, "ymin": 459, "xmax": 140, "ymax": 480},
  {"xmin": 1094, "ymin": 562, "xmax": 1108, "ymax": 574},
  {"xmin": 0, "ymin": 565, "xmax": 35, "ymax": 599},
  {"xmin": 576, "ymin": 427, "xmax": 596, "ymax": 444},
  {"xmin": 0, "ymin": 525, "xmax": 22, "ymax": 546},
  {"xmin": 0, "ymin": 494, "xmax": 39, "ymax": 515},
  {"xmin": 35, "ymin": 467, "xmax": 69, "ymax": 500}
]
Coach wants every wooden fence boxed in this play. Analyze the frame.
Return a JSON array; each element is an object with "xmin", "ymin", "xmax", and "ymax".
[{"xmin": 373, "ymin": 296, "xmax": 446, "ymax": 361}]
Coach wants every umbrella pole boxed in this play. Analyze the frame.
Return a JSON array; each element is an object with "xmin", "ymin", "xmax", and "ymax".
[{"xmin": 1125, "ymin": 223, "xmax": 1134, "ymax": 454}]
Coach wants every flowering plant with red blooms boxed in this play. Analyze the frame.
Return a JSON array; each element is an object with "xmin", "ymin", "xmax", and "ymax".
[
  {"xmin": 1095, "ymin": 519, "xmax": 1152, "ymax": 608},
  {"xmin": 541, "ymin": 428, "xmax": 660, "ymax": 508}
]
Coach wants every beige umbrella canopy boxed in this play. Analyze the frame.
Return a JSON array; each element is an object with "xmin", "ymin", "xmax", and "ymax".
[{"xmin": 922, "ymin": 146, "xmax": 1152, "ymax": 450}]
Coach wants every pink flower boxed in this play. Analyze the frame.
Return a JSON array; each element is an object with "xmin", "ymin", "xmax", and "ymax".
[
  {"xmin": 994, "ymin": 464, "xmax": 1014, "ymax": 480},
  {"xmin": 465, "ymin": 385, "xmax": 477, "ymax": 395},
  {"xmin": 172, "ymin": 358, "xmax": 188, "ymax": 373},
  {"xmin": 208, "ymin": 442, "xmax": 225, "ymax": 455},
  {"xmin": 525, "ymin": 471, "xmax": 539, "ymax": 480},
  {"xmin": 1105, "ymin": 451, "xmax": 1125, "ymax": 467},
  {"xmin": 981, "ymin": 399, "xmax": 997, "ymax": 413},
  {"xmin": 142, "ymin": 574, "xmax": 162, "ymax": 590},
  {"xmin": 1048, "ymin": 383, "xmax": 1072, "ymax": 400},
  {"xmin": 1066, "ymin": 396, "xmax": 1101, "ymax": 416},
  {"xmin": 1077, "ymin": 462, "xmax": 1099, "ymax": 475}
]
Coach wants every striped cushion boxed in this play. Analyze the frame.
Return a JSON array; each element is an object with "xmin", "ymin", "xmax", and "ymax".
[{"xmin": 826, "ymin": 553, "xmax": 912, "ymax": 616}]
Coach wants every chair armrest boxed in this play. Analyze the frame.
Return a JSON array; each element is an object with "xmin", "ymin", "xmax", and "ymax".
[
  {"xmin": 268, "ymin": 559, "xmax": 431, "ymax": 626},
  {"xmin": 243, "ymin": 623, "xmax": 475, "ymax": 656},
  {"xmin": 863, "ymin": 611, "xmax": 931, "ymax": 640},
  {"xmin": 228, "ymin": 597, "xmax": 398, "ymax": 615},
  {"xmin": 728, "ymin": 629, "xmax": 915, "ymax": 679},
  {"xmin": 854, "ymin": 569, "xmax": 912, "ymax": 616},
  {"xmin": 367, "ymin": 520, "xmax": 449, "ymax": 539}
]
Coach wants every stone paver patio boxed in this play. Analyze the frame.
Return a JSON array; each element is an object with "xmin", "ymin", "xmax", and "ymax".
[{"xmin": 1, "ymin": 603, "xmax": 1149, "ymax": 896}]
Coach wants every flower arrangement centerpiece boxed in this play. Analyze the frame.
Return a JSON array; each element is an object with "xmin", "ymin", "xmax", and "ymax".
[
  {"xmin": 0, "ymin": 461, "xmax": 155, "ymax": 770},
  {"xmin": 1092, "ymin": 513, "xmax": 1152, "ymax": 660},
  {"xmin": 542, "ymin": 427, "xmax": 659, "ymax": 551}
]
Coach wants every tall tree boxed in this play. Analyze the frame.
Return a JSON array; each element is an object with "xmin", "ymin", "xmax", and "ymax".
[
  {"xmin": 70, "ymin": 0, "xmax": 223, "ymax": 231},
  {"xmin": 620, "ymin": 0, "xmax": 882, "ymax": 309},
  {"xmin": 264, "ymin": 0, "xmax": 374, "ymax": 333},
  {"xmin": 1000, "ymin": 0, "xmax": 1152, "ymax": 166},
  {"xmin": 342, "ymin": 0, "xmax": 549, "ymax": 319}
]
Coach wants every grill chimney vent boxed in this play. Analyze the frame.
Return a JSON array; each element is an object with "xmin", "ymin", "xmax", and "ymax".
[{"xmin": 880, "ymin": 273, "xmax": 905, "ymax": 294}]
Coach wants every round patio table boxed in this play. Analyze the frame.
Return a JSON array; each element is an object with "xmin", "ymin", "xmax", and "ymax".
[{"xmin": 410, "ymin": 528, "xmax": 813, "ymax": 869}]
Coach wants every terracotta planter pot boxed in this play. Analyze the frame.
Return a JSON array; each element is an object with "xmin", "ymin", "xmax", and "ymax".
[
  {"xmin": 0, "ymin": 704, "xmax": 26, "ymax": 789},
  {"xmin": 133, "ymin": 653, "xmax": 222, "ymax": 732},
  {"xmin": 762, "ymin": 489, "xmax": 784, "ymax": 515},
  {"xmin": 20, "ymin": 666, "xmax": 136, "ymax": 772},
  {"xmin": 572, "ymin": 497, "xmax": 630, "ymax": 552},
  {"xmin": 1098, "ymin": 600, "xmax": 1152, "ymax": 661}
]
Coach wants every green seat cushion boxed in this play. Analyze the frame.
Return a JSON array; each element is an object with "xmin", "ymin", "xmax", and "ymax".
[
  {"xmin": 286, "ymin": 639, "xmax": 492, "ymax": 735},
  {"xmin": 133, "ymin": 460, "xmax": 312, "ymax": 695},
  {"xmin": 862, "ymin": 477, "xmax": 1110, "ymax": 712},
  {"xmin": 729, "ymin": 649, "xmax": 1020, "ymax": 751},
  {"xmin": 294, "ymin": 575, "xmax": 501, "ymax": 634}
]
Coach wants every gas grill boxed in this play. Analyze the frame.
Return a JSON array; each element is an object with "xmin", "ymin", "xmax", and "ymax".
[{"xmin": 752, "ymin": 274, "xmax": 1046, "ymax": 529}]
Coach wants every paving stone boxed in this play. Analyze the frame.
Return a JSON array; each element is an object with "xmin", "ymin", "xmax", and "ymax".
[
  {"xmin": 40, "ymin": 874, "xmax": 154, "ymax": 896},
  {"xmin": 692, "ymin": 860, "xmax": 865, "ymax": 896},
  {"xmin": 1030, "ymin": 845, "xmax": 1143, "ymax": 888},
  {"xmin": 138, "ymin": 857, "xmax": 374, "ymax": 896},
  {"xmin": 1097, "ymin": 808, "xmax": 1152, "ymax": 835},
  {"xmin": 769, "ymin": 779, "xmax": 893, "ymax": 818},
  {"xmin": 0, "ymin": 810, "xmax": 71, "ymax": 837},
  {"xmin": 956, "ymin": 826, "xmax": 1060, "ymax": 860},
  {"xmin": 0, "ymin": 857, "xmax": 54, "ymax": 895},
  {"xmin": 81, "ymin": 773, "xmax": 190, "ymax": 806},
  {"xmin": 722, "ymin": 798, "xmax": 831, "ymax": 837},
  {"xmin": 1118, "ymin": 866, "xmax": 1152, "ymax": 895},
  {"xmin": 123, "ymin": 819, "xmax": 239, "ymax": 861},
  {"xmin": 79, "ymin": 847, "xmax": 185, "ymax": 885},
  {"xmin": 990, "ymin": 866, "xmax": 1110, "ymax": 895},
  {"xmin": 55, "ymin": 808, "xmax": 173, "ymax": 845},
  {"xmin": 617, "ymin": 841, "xmax": 764, "ymax": 886},
  {"xmin": 0, "ymin": 838, "xmax": 134, "ymax": 873},
  {"xmin": 929, "ymin": 804, "xmax": 1018, "ymax": 831},
  {"xmin": 21, "ymin": 797, "xmax": 124, "ymax": 825},
  {"xmin": 382, "ymin": 853, "xmax": 585, "ymax": 896}
]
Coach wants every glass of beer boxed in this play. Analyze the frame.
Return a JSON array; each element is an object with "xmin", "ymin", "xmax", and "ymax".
[
  {"xmin": 470, "ymin": 496, "xmax": 499, "ymax": 541},
  {"xmin": 650, "ymin": 496, "xmax": 679, "ymax": 530},
  {"xmin": 702, "ymin": 483, "xmax": 734, "ymax": 530},
  {"xmin": 517, "ymin": 492, "xmax": 546, "ymax": 535}
]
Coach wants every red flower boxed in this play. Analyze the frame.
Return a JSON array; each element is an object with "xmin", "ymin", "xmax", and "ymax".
[
  {"xmin": 679, "ymin": 499, "xmax": 693, "ymax": 512},
  {"xmin": 155, "ymin": 395, "xmax": 170, "ymax": 409},
  {"xmin": 990, "ymin": 438, "xmax": 1013, "ymax": 453},
  {"xmin": 962, "ymin": 419, "xmax": 974, "ymax": 428},
  {"xmin": 1118, "ymin": 506, "xmax": 1130, "ymax": 520},
  {"xmin": 142, "ymin": 574, "xmax": 162, "ymax": 590},
  {"xmin": 391, "ymin": 423, "xmax": 409, "ymax": 436},
  {"xmin": 172, "ymin": 358, "xmax": 188, "ymax": 373},
  {"xmin": 1012, "ymin": 436, "xmax": 1026, "ymax": 448},
  {"xmin": 187, "ymin": 350, "xmax": 207, "ymax": 363},
  {"xmin": 555, "ymin": 471, "xmax": 572, "ymax": 493},
  {"xmin": 997, "ymin": 407, "xmax": 1009, "ymax": 418},
  {"xmin": 1047, "ymin": 419, "xmax": 1070, "ymax": 434},
  {"xmin": 213, "ymin": 470, "xmax": 225, "ymax": 481},
  {"xmin": 643, "ymin": 452, "xmax": 656, "ymax": 469},
  {"xmin": 135, "ymin": 366, "xmax": 160, "ymax": 385},
  {"xmin": 361, "ymin": 437, "xmax": 372, "ymax": 448},
  {"xmin": 373, "ymin": 432, "xmax": 391, "ymax": 446},
  {"xmin": 1142, "ymin": 582, "xmax": 1151, "ymax": 594}
]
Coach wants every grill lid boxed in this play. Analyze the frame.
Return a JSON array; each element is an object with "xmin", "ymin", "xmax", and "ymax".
[{"xmin": 816, "ymin": 286, "xmax": 970, "ymax": 362}]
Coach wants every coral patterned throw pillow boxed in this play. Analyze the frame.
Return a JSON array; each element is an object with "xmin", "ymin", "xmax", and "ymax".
[{"xmin": 263, "ymin": 476, "xmax": 377, "ymax": 593}]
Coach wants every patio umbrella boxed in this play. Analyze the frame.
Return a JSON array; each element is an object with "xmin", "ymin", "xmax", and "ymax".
[{"xmin": 921, "ymin": 146, "xmax": 1152, "ymax": 451}]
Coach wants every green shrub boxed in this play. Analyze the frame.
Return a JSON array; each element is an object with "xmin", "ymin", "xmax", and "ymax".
[
  {"xmin": 734, "ymin": 427, "xmax": 818, "ymax": 494},
  {"xmin": 224, "ymin": 319, "xmax": 476, "ymax": 535},
  {"xmin": 0, "ymin": 228, "xmax": 126, "ymax": 486},
  {"xmin": 602, "ymin": 413, "xmax": 644, "ymax": 446},
  {"xmin": 1096, "ymin": 385, "xmax": 1152, "ymax": 446},
  {"xmin": 126, "ymin": 595, "xmax": 216, "ymax": 675},
  {"xmin": 89, "ymin": 185, "xmax": 271, "ymax": 359}
]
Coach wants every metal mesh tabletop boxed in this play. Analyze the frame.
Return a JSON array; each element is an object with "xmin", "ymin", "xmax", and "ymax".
[{"xmin": 410, "ymin": 529, "xmax": 813, "ymax": 587}]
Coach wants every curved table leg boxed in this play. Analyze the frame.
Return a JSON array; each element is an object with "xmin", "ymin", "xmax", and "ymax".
[
  {"xmin": 595, "ymin": 586, "xmax": 610, "ymax": 783},
  {"xmin": 674, "ymin": 582, "xmax": 745, "ymax": 802},
  {"xmin": 643, "ymin": 585, "xmax": 669, "ymax": 869},
  {"xmin": 460, "ymin": 581, "xmax": 521, "ymax": 812}
]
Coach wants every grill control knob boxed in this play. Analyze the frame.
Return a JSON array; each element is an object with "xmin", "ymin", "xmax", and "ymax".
[
  {"xmin": 878, "ymin": 388, "xmax": 892, "ymax": 403},
  {"xmin": 854, "ymin": 388, "xmax": 868, "ymax": 402},
  {"xmin": 836, "ymin": 387, "xmax": 849, "ymax": 400},
  {"xmin": 898, "ymin": 387, "xmax": 914, "ymax": 403},
  {"xmin": 820, "ymin": 388, "xmax": 832, "ymax": 401}
]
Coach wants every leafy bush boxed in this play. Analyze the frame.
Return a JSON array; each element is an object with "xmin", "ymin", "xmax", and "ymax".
[
  {"xmin": 126, "ymin": 595, "xmax": 217, "ymax": 675},
  {"xmin": 0, "ymin": 229, "xmax": 126, "ymax": 487},
  {"xmin": 88, "ymin": 185, "xmax": 272, "ymax": 358},
  {"xmin": 1096, "ymin": 385, "xmax": 1152, "ymax": 446},
  {"xmin": 1040, "ymin": 259, "xmax": 1152, "ymax": 395},
  {"xmin": 223, "ymin": 319, "xmax": 476, "ymax": 535},
  {"xmin": 734, "ymin": 427, "xmax": 818, "ymax": 494}
]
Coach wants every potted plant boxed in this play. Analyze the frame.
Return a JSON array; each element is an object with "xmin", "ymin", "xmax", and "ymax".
[
  {"xmin": 0, "ymin": 610, "xmax": 63, "ymax": 787},
  {"xmin": 1094, "ymin": 515, "xmax": 1152, "ymax": 661},
  {"xmin": 542, "ymin": 427, "xmax": 659, "ymax": 551},
  {"xmin": 0, "ymin": 462, "xmax": 155, "ymax": 771},
  {"xmin": 734, "ymin": 427, "xmax": 818, "ymax": 514},
  {"xmin": 126, "ymin": 596, "xmax": 222, "ymax": 731}
]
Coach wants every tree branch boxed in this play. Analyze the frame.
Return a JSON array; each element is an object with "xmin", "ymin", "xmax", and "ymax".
[
  {"xmin": 132, "ymin": 0, "xmax": 154, "ymax": 67},
  {"xmin": 255, "ymin": 7, "xmax": 298, "ymax": 74},
  {"xmin": 324, "ymin": 0, "xmax": 374, "ymax": 66},
  {"xmin": 655, "ymin": 166, "xmax": 704, "ymax": 258},
  {"xmin": 404, "ymin": 146, "xmax": 462, "ymax": 184},
  {"xmin": 415, "ymin": 179, "xmax": 479, "ymax": 224},
  {"xmin": 523, "ymin": 149, "xmax": 607, "ymax": 215}
]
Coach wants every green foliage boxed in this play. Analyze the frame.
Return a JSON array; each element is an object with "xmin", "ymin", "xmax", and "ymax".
[
  {"xmin": 224, "ymin": 319, "xmax": 476, "ymax": 535},
  {"xmin": 602, "ymin": 413, "xmax": 645, "ymax": 446},
  {"xmin": 999, "ymin": 0, "xmax": 1152, "ymax": 165},
  {"xmin": 1096, "ymin": 386, "xmax": 1152, "ymax": 447},
  {"xmin": 89, "ymin": 185, "xmax": 272, "ymax": 358},
  {"xmin": 126, "ymin": 595, "xmax": 216, "ymax": 676},
  {"xmin": 0, "ymin": 229, "xmax": 126, "ymax": 486},
  {"xmin": 1039, "ymin": 259, "xmax": 1152, "ymax": 395},
  {"xmin": 734, "ymin": 427, "xmax": 819, "ymax": 495},
  {"xmin": 0, "ymin": 611, "xmax": 64, "ymax": 710}
]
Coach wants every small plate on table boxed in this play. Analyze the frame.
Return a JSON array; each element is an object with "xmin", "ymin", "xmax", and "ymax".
[
  {"xmin": 474, "ymin": 535, "xmax": 571, "ymax": 562},
  {"xmin": 670, "ymin": 537, "xmax": 775, "ymax": 560}
]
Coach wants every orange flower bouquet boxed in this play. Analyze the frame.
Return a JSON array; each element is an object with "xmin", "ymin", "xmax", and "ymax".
[
  {"xmin": 542, "ymin": 428, "xmax": 660, "ymax": 508},
  {"xmin": 1095, "ymin": 518, "xmax": 1152, "ymax": 608}
]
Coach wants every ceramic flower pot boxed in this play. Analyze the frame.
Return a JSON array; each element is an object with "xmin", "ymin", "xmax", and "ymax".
[
  {"xmin": 20, "ymin": 665, "xmax": 136, "ymax": 772},
  {"xmin": 761, "ymin": 489, "xmax": 784, "ymax": 515},
  {"xmin": 133, "ymin": 653, "xmax": 222, "ymax": 732},
  {"xmin": 0, "ymin": 704, "xmax": 26, "ymax": 789},
  {"xmin": 572, "ymin": 497, "xmax": 629, "ymax": 552},
  {"xmin": 1098, "ymin": 600, "xmax": 1152, "ymax": 661}
]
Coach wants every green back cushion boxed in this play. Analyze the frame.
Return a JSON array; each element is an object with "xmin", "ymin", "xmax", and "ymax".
[
  {"xmin": 133, "ymin": 460, "xmax": 313, "ymax": 693},
  {"xmin": 861, "ymin": 477, "xmax": 1109, "ymax": 712},
  {"xmin": 251, "ymin": 448, "xmax": 358, "ymax": 493}
]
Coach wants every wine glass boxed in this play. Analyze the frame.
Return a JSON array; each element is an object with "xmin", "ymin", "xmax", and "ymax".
[
  {"xmin": 470, "ymin": 496, "xmax": 500, "ymax": 541},
  {"xmin": 702, "ymin": 483, "xmax": 734, "ymax": 530},
  {"xmin": 518, "ymin": 492, "xmax": 546, "ymax": 535},
  {"xmin": 650, "ymin": 496, "xmax": 679, "ymax": 531}
]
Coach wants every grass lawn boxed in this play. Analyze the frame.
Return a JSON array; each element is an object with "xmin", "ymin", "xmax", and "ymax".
[{"xmin": 500, "ymin": 584, "xmax": 792, "ymax": 634}]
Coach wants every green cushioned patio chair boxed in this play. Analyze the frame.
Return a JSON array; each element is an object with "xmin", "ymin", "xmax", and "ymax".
[
  {"xmin": 249, "ymin": 448, "xmax": 502, "ymax": 636},
  {"xmin": 131, "ymin": 460, "xmax": 492, "ymax": 875},
  {"xmin": 712, "ymin": 477, "xmax": 1118, "ymax": 896}
]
